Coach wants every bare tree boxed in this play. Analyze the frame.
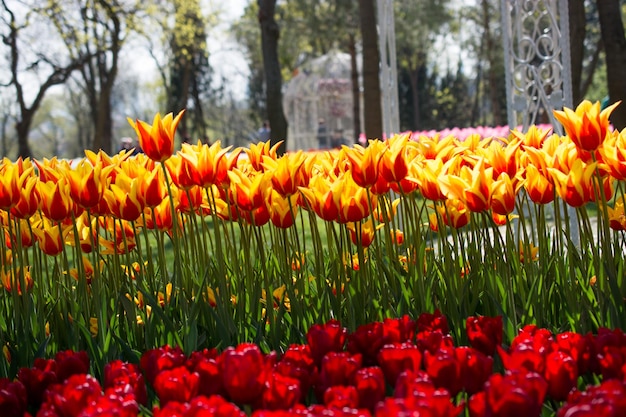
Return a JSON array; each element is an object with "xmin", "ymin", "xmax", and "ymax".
[
  {"xmin": 43, "ymin": 0, "xmax": 140, "ymax": 154},
  {"xmin": 258, "ymin": 0, "xmax": 287, "ymax": 154},
  {"xmin": 0, "ymin": 0, "xmax": 89, "ymax": 158}
]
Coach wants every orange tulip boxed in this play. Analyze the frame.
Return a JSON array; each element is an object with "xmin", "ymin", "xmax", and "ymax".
[
  {"xmin": 266, "ymin": 151, "xmax": 307, "ymax": 197},
  {"xmin": 346, "ymin": 219, "xmax": 382, "ymax": 247},
  {"xmin": 1, "ymin": 266, "xmax": 33, "ymax": 295},
  {"xmin": 66, "ymin": 213, "xmax": 99, "ymax": 253},
  {"xmin": 175, "ymin": 185, "xmax": 204, "ymax": 215},
  {"xmin": 553, "ymin": 100, "xmax": 619, "ymax": 152},
  {"xmin": 412, "ymin": 158, "xmax": 447, "ymax": 201},
  {"xmin": 523, "ymin": 164, "xmax": 554, "ymax": 205},
  {"xmin": 149, "ymin": 198, "xmax": 176, "ymax": 232},
  {"xmin": 599, "ymin": 130, "xmax": 626, "ymax": 180},
  {"xmin": 33, "ymin": 220, "xmax": 65, "ymax": 256},
  {"xmin": 227, "ymin": 169, "xmax": 270, "ymax": 212},
  {"xmin": 299, "ymin": 175, "xmax": 341, "ymax": 222},
  {"xmin": 380, "ymin": 134, "xmax": 411, "ymax": 185},
  {"xmin": 166, "ymin": 153, "xmax": 200, "ymax": 190},
  {"xmin": 104, "ymin": 174, "xmax": 144, "ymax": 221},
  {"xmin": 269, "ymin": 190, "xmax": 298, "ymax": 229},
  {"xmin": 10, "ymin": 176, "xmax": 39, "ymax": 219},
  {"xmin": 137, "ymin": 167, "xmax": 167, "ymax": 208},
  {"xmin": 439, "ymin": 158, "xmax": 492, "ymax": 213},
  {"xmin": 411, "ymin": 133, "xmax": 456, "ymax": 162},
  {"xmin": 438, "ymin": 198, "xmax": 470, "ymax": 229},
  {"xmin": 343, "ymin": 142, "xmax": 384, "ymax": 188},
  {"xmin": 180, "ymin": 141, "xmax": 240, "ymax": 189},
  {"xmin": 548, "ymin": 159, "xmax": 596, "ymax": 207},
  {"xmin": 338, "ymin": 173, "xmax": 375, "ymax": 223},
  {"xmin": 490, "ymin": 172, "xmax": 517, "ymax": 216},
  {"xmin": 66, "ymin": 160, "xmax": 109, "ymax": 209},
  {"xmin": 0, "ymin": 162, "xmax": 34, "ymax": 211},
  {"xmin": 4, "ymin": 218, "xmax": 35, "ymax": 249},
  {"xmin": 38, "ymin": 178, "xmax": 74, "ymax": 222},
  {"xmin": 128, "ymin": 110, "xmax": 185, "ymax": 163},
  {"xmin": 607, "ymin": 197, "xmax": 626, "ymax": 231},
  {"xmin": 244, "ymin": 140, "xmax": 281, "ymax": 172},
  {"xmin": 512, "ymin": 125, "xmax": 552, "ymax": 150}
]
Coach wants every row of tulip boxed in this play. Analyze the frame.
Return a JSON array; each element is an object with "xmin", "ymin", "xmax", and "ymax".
[
  {"xmin": 4, "ymin": 313, "xmax": 626, "ymax": 416},
  {"xmin": 0, "ymin": 100, "xmax": 624, "ymax": 375}
]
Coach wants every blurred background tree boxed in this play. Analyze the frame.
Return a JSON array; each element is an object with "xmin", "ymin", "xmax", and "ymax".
[{"xmin": 0, "ymin": 0, "xmax": 624, "ymax": 159}]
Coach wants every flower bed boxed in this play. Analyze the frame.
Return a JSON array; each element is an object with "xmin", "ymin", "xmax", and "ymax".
[
  {"xmin": 5, "ymin": 313, "xmax": 626, "ymax": 416},
  {"xmin": 1, "ymin": 101, "xmax": 625, "ymax": 415}
]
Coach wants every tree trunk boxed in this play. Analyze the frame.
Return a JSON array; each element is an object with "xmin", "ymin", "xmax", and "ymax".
[
  {"xmin": 598, "ymin": 0, "xmax": 626, "ymax": 129},
  {"xmin": 482, "ymin": 0, "xmax": 502, "ymax": 126},
  {"xmin": 358, "ymin": 0, "xmax": 383, "ymax": 140},
  {"xmin": 348, "ymin": 33, "xmax": 361, "ymax": 144},
  {"xmin": 569, "ymin": 0, "xmax": 585, "ymax": 105},
  {"xmin": 16, "ymin": 117, "xmax": 32, "ymax": 159},
  {"xmin": 258, "ymin": 0, "xmax": 288, "ymax": 154},
  {"xmin": 409, "ymin": 63, "xmax": 419, "ymax": 130}
]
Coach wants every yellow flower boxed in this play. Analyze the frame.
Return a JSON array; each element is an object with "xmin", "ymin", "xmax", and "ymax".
[
  {"xmin": 553, "ymin": 100, "xmax": 619, "ymax": 151},
  {"xmin": 128, "ymin": 110, "xmax": 185, "ymax": 163},
  {"xmin": 89, "ymin": 317, "xmax": 98, "ymax": 337}
]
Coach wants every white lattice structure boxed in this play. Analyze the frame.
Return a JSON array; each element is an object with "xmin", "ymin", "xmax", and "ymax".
[
  {"xmin": 283, "ymin": 50, "xmax": 357, "ymax": 151},
  {"xmin": 501, "ymin": 0, "xmax": 572, "ymax": 134}
]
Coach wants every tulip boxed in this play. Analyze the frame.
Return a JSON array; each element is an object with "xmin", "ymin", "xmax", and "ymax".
[
  {"xmin": 41, "ymin": 374, "xmax": 102, "ymax": 417},
  {"xmin": 343, "ymin": 142, "xmax": 384, "ymax": 188},
  {"xmin": 228, "ymin": 168, "xmax": 270, "ymax": 212},
  {"xmin": 544, "ymin": 350, "xmax": 578, "ymax": 401},
  {"xmin": 262, "ymin": 372, "xmax": 301, "ymax": 411},
  {"xmin": 153, "ymin": 366, "xmax": 200, "ymax": 406},
  {"xmin": 354, "ymin": 367, "xmax": 385, "ymax": 411},
  {"xmin": 104, "ymin": 174, "xmax": 144, "ymax": 221},
  {"xmin": 166, "ymin": 153, "xmax": 200, "ymax": 190},
  {"xmin": 548, "ymin": 159, "xmax": 596, "ymax": 207},
  {"xmin": 245, "ymin": 140, "xmax": 281, "ymax": 172},
  {"xmin": 490, "ymin": 172, "xmax": 517, "ymax": 215},
  {"xmin": 222, "ymin": 343, "xmax": 267, "ymax": 405},
  {"xmin": 1, "ymin": 266, "xmax": 33, "ymax": 295},
  {"xmin": 474, "ymin": 370, "xmax": 548, "ymax": 417},
  {"xmin": 347, "ymin": 321, "xmax": 386, "ymax": 366},
  {"xmin": 139, "ymin": 346, "xmax": 187, "ymax": 387},
  {"xmin": 377, "ymin": 343, "xmax": 422, "ymax": 387},
  {"xmin": 266, "ymin": 151, "xmax": 308, "ymax": 197},
  {"xmin": 306, "ymin": 319, "xmax": 348, "ymax": 365},
  {"xmin": 456, "ymin": 346, "xmax": 493, "ymax": 395},
  {"xmin": 17, "ymin": 358, "xmax": 57, "ymax": 407},
  {"xmin": 54, "ymin": 349, "xmax": 90, "ymax": 382},
  {"xmin": 269, "ymin": 190, "xmax": 298, "ymax": 229},
  {"xmin": 103, "ymin": 360, "xmax": 147, "ymax": 406},
  {"xmin": 523, "ymin": 164, "xmax": 555, "ymax": 205},
  {"xmin": 423, "ymin": 347, "xmax": 463, "ymax": 396},
  {"xmin": 553, "ymin": 100, "xmax": 619, "ymax": 152},
  {"xmin": 416, "ymin": 310, "xmax": 450, "ymax": 334},
  {"xmin": 10, "ymin": 175, "xmax": 39, "ymax": 219},
  {"xmin": 0, "ymin": 162, "xmax": 34, "ymax": 211},
  {"xmin": 32, "ymin": 220, "xmax": 65, "ymax": 256},
  {"xmin": 128, "ymin": 110, "xmax": 185, "ymax": 163},
  {"xmin": 466, "ymin": 315, "xmax": 503, "ymax": 357},
  {"xmin": 413, "ymin": 158, "xmax": 447, "ymax": 201},
  {"xmin": 275, "ymin": 344, "xmax": 316, "ymax": 402},
  {"xmin": 324, "ymin": 385, "xmax": 359, "ymax": 409},
  {"xmin": 38, "ymin": 178, "xmax": 74, "ymax": 222},
  {"xmin": 66, "ymin": 159, "xmax": 108, "ymax": 209},
  {"xmin": 137, "ymin": 167, "xmax": 167, "ymax": 208},
  {"xmin": 315, "ymin": 351, "xmax": 362, "ymax": 402}
]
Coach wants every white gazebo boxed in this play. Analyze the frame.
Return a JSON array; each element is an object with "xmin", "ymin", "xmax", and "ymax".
[{"xmin": 283, "ymin": 50, "xmax": 357, "ymax": 151}]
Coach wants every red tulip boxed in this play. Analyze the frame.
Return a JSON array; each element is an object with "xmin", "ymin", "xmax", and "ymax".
[
  {"xmin": 103, "ymin": 360, "xmax": 147, "ymax": 406},
  {"xmin": 456, "ymin": 346, "xmax": 493, "ymax": 395},
  {"xmin": 17, "ymin": 358, "xmax": 57, "ymax": 407},
  {"xmin": 424, "ymin": 347, "xmax": 463, "ymax": 396},
  {"xmin": 315, "ymin": 352, "xmax": 362, "ymax": 401},
  {"xmin": 275, "ymin": 344, "xmax": 316, "ymax": 402},
  {"xmin": 306, "ymin": 320, "xmax": 348, "ymax": 366},
  {"xmin": 393, "ymin": 369, "xmax": 432, "ymax": 399},
  {"xmin": 153, "ymin": 366, "xmax": 200, "ymax": 406},
  {"xmin": 544, "ymin": 350, "xmax": 578, "ymax": 401},
  {"xmin": 382, "ymin": 315, "xmax": 417, "ymax": 345},
  {"xmin": 466, "ymin": 315, "xmax": 503, "ymax": 356},
  {"xmin": 416, "ymin": 310, "xmax": 449, "ymax": 334},
  {"xmin": 557, "ymin": 379, "xmax": 626, "ymax": 417},
  {"xmin": 354, "ymin": 367, "xmax": 386, "ymax": 411},
  {"xmin": 54, "ymin": 349, "xmax": 90, "ymax": 382},
  {"xmin": 221, "ymin": 343, "xmax": 267, "ymax": 405},
  {"xmin": 0, "ymin": 378, "xmax": 27, "ymax": 417},
  {"xmin": 262, "ymin": 372, "xmax": 301, "ymax": 411},
  {"xmin": 186, "ymin": 350, "xmax": 225, "ymax": 398},
  {"xmin": 45, "ymin": 374, "xmax": 103, "ymax": 417},
  {"xmin": 347, "ymin": 321, "xmax": 386, "ymax": 366},
  {"xmin": 78, "ymin": 389, "xmax": 139, "ymax": 417},
  {"xmin": 324, "ymin": 385, "xmax": 359, "ymax": 409},
  {"xmin": 377, "ymin": 343, "xmax": 422, "ymax": 387},
  {"xmin": 478, "ymin": 370, "xmax": 547, "ymax": 417},
  {"xmin": 153, "ymin": 395, "xmax": 246, "ymax": 417},
  {"xmin": 140, "ymin": 346, "xmax": 187, "ymax": 386}
]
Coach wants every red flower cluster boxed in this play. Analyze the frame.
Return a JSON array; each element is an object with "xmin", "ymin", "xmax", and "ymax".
[{"xmin": 7, "ymin": 313, "xmax": 626, "ymax": 416}]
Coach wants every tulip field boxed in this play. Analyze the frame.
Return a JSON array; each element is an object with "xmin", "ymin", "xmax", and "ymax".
[{"xmin": 1, "ymin": 101, "xmax": 626, "ymax": 415}]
